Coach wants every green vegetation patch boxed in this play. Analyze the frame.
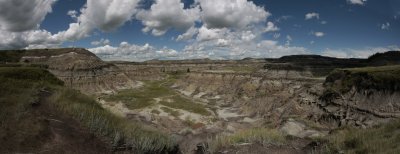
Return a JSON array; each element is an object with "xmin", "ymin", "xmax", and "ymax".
[
  {"xmin": 160, "ymin": 107, "xmax": 181, "ymax": 117},
  {"xmin": 323, "ymin": 120, "xmax": 400, "ymax": 154},
  {"xmin": 104, "ymin": 80, "xmax": 174, "ymax": 109},
  {"xmin": 208, "ymin": 128, "xmax": 286, "ymax": 152},
  {"xmin": 105, "ymin": 74, "xmax": 211, "ymax": 115},
  {"xmin": 160, "ymin": 95, "xmax": 211, "ymax": 116}
]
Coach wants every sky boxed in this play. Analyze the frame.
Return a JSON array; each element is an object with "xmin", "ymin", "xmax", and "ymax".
[{"xmin": 0, "ymin": 0, "xmax": 399, "ymax": 61}]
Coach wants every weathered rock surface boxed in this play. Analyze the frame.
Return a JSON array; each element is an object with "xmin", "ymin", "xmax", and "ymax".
[{"xmin": 20, "ymin": 48, "xmax": 136, "ymax": 94}]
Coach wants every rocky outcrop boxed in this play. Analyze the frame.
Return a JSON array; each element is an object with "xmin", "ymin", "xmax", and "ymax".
[
  {"xmin": 20, "ymin": 48, "xmax": 136, "ymax": 94},
  {"xmin": 173, "ymin": 70, "xmax": 324, "ymax": 126},
  {"xmin": 310, "ymin": 68, "xmax": 400, "ymax": 128}
]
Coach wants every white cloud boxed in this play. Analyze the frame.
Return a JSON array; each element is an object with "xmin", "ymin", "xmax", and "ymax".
[
  {"xmin": 0, "ymin": 29, "xmax": 61, "ymax": 50},
  {"xmin": 321, "ymin": 21, "xmax": 328, "ymax": 24},
  {"xmin": 381, "ymin": 22, "xmax": 390, "ymax": 30},
  {"xmin": 136, "ymin": 0, "xmax": 200, "ymax": 36},
  {"xmin": 67, "ymin": 10, "xmax": 78, "ymax": 19},
  {"xmin": 0, "ymin": 0, "xmax": 56, "ymax": 32},
  {"xmin": 313, "ymin": 31, "xmax": 325, "ymax": 37},
  {"xmin": 321, "ymin": 46, "xmax": 400, "ymax": 58},
  {"xmin": 176, "ymin": 26, "xmax": 198, "ymax": 41},
  {"xmin": 196, "ymin": 26, "xmax": 228, "ymax": 42},
  {"xmin": 305, "ymin": 12, "xmax": 320, "ymax": 20},
  {"xmin": 347, "ymin": 0, "xmax": 367, "ymax": 5},
  {"xmin": 89, "ymin": 42, "xmax": 180, "ymax": 61},
  {"xmin": 263, "ymin": 22, "xmax": 279, "ymax": 32},
  {"xmin": 91, "ymin": 38, "xmax": 110, "ymax": 46},
  {"xmin": 56, "ymin": 0, "xmax": 140, "ymax": 41},
  {"xmin": 196, "ymin": 0, "xmax": 270, "ymax": 29}
]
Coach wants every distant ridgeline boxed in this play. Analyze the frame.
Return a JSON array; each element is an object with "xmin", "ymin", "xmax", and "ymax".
[{"xmin": 263, "ymin": 51, "xmax": 400, "ymax": 76}]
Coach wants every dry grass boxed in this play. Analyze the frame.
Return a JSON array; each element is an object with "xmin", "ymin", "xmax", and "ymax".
[
  {"xmin": 208, "ymin": 128, "xmax": 286, "ymax": 153},
  {"xmin": 322, "ymin": 120, "xmax": 400, "ymax": 154},
  {"xmin": 0, "ymin": 67, "xmax": 176, "ymax": 153}
]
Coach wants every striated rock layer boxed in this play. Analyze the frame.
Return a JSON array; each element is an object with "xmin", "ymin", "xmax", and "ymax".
[{"xmin": 20, "ymin": 48, "xmax": 136, "ymax": 94}]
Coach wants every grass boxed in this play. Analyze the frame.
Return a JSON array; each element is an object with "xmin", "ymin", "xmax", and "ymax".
[
  {"xmin": 325, "ymin": 65, "xmax": 400, "ymax": 94},
  {"xmin": 0, "ymin": 67, "xmax": 176, "ymax": 153},
  {"xmin": 160, "ymin": 96, "xmax": 211, "ymax": 116},
  {"xmin": 208, "ymin": 127, "xmax": 286, "ymax": 152},
  {"xmin": 160, "ymin": 107, "xmax": 181, "ymax": 117},
  {"xmin": 104, "ymin": 73, "xmax": 211, "ymax": 115},
  {"xmin": 0, "ymin": 67, "xmax": 62, "ymax": 152},
  {"xmin": 104, "ymin": 80, "xmax": 173, "ymax": 109},
  {"xmin": 322, "ymin": 120, "xmax": 400, "ymax": 154}
]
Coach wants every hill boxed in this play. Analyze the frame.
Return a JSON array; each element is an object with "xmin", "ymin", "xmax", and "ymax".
[{"xmin": 0, "ymin": 67, "xmax": 176, "ymax": 153}]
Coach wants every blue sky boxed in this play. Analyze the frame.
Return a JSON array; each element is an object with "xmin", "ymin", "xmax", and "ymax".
[{"xmin": 0, "ymin": 0, "xmax": 399, "ymax": 61}]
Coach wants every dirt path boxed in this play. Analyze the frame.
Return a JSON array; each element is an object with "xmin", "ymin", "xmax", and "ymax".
[{"xmin": 10, "ymin": 90, "xmax": 111, "ymax": 154}]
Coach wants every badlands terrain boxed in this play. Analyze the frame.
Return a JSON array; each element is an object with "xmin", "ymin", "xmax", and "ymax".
[{"xmin": 1, "ymin": 48, "xmax": 400, "ymax": 154}]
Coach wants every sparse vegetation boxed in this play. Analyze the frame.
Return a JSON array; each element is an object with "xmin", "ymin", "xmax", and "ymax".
[
  {"xmin": 322, "ymin": 120, "xmax": 400, "ymax": 154},
  {"xmin": 325, "ymin": 65, "xmax": 400, "ymax": 94},
  {"xmin": 104, "ymin": 80, "xmax": 173, "ymax": 109},
  {"xmin": 0, "ymin": 67, "xmax": 63, "ymax": 152},
  {"xmin": 160, "ymin": 107, "xmax": 181, "ymax": 117},
  {"xmin": 160, "ymin": 96, "xmax": 211, "ymax": 116},
  {"xmin": 0, "ymin": 67, "xmax": 176, "ymax": 153},
  {"xmin": 208, "ymin": 128, "xmax": 286, "ymax": 152},
  {"xmin": 104, "ymin": 74, "xmax": 211, "ymax": 115}
]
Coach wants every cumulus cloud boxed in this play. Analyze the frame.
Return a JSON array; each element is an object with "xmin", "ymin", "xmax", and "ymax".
[
  {"xmin": 0, "ymin": 0, "xmax": 56, "ymax": 32},
  {"xmin": 0, "ymin": 29, "xmax": 61, "ymax": 50},
  {"xmin": 56, "ymin": 0, "xmax": 140, "ymax": 41},
  {"xmin": 196, "ymin": 26, "xmax": 228, "ymax": 42},
  {"xmin": 197, "ymin": 0, "xmax": 270, "ymax": 29},
  {"xmin": 347, "ymin": 0, "xmax": 367, "ymax": 5},
  {"xmin": 305, "ymin": 12, "xmax": 320, "ymax": 20},
  {"xmin": 321, "ymin": 46, "xmax": 400, "ymax": 58},
  {"xmin": 176, "ymin": 26, "xmax": 199, "ymax": 41},
  {"xmin": 89, "ymin": 42, "xmax": 179, "ymax": 61},
  {"xmin": 91, "ymin": 38, "xmax": 110, "ymax": 46},
  {"xmin": 136, "ymin": 0, "xmax": 200, "ymax": 36}
]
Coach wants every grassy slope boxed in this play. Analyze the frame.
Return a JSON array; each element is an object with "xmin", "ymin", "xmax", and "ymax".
[
  {"xmin": 319, "ymin": 65, "xmax": 400, "ymax": 153},
  {"xmin": 324, "ymin": 65, "xmax": 400, "ymax": 94},
  {"xmin": 0, "ymin": 67, "xmax": 176, "ymax": 153},
  {"xmin": 321, "ymin": 120, "xmax": 400, "ymax": 154},
  {"xmin": 0, "ymin": 67, "xmax": 62, "ymax": 152}
]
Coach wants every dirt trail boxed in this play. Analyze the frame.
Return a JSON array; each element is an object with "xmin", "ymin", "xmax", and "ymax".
[{"xmin": 8, "ymin": 90, "xmax": 110, "ymax": 154}]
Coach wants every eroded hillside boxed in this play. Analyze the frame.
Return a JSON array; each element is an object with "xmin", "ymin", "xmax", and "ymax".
[{"xmin": 2, "ymin": 48, "xmax": 400, "ymax": 154}]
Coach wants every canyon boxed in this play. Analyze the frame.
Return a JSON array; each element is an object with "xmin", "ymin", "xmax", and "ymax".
[{"xmin": 1, "ymin": 48, "xmax": 400, "ymax": 153}]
